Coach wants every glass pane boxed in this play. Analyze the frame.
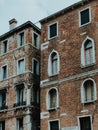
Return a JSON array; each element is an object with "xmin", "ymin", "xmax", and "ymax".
[
  {"xmin": 81, "ymin": 8, "xmax": 89, "ymax": 25},
  {"xmin": 50, "ymin": 23, "xmax": 57, "ymax": 38}
]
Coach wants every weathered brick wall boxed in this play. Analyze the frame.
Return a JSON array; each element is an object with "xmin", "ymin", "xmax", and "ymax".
[{"xmin": 40, "ymin": 1, "xmax": 98, "ymax": 130}]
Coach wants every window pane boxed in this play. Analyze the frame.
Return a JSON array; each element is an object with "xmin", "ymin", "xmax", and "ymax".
[
  {"xmin": 19, "ymin": 32, "xmax": 24, "ymax": 46},
  {"xmin": 52, "ymin": 53, "xmax": 58, "ymax": 74},
  {"xmin": 80, "ymin": 117, "xmax": 91, "ymax": 130},
  {"xmin": 49, "ymin": 89, "xmax": 57, "ymax": 108},
  {"xmin": 81, "ymin": 8, "xmax": 90, "ymax": 25},
  {"xmin": 50, "ymin": 121, "xmax": 59, "ymax": 130},
  {"xmin": 2, "ymin": 66, "xmax": 7, "ymax": 79},
  {"xmin": 34, "ymin": 33, "xmax": 39, "ymax": 48},
  {"xmin": 18, "ymin": 59, "xmax": 24, "ymax": 74},
  {"xmin": 49, "ymin": 23, "xmax": 57, "ymax": 38}
]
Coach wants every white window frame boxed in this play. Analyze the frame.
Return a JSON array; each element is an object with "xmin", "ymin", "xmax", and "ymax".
[
  {"xmin": 48, "ymin": 22, "xmax": 58, "ymax": 40},
  {"xmin": 79, "ymin": 7, "xmax": 91, "ymax": 27},
  {"xmin": 46, "ymin": 87, "xmax": 59, "ymax": 110},
  {"xmin": 17, "ymin": 58, "xmax": 25, "ymax": 75},
  {"xmin": 2, "ymin": 39, "xmax": 8, "ymax": 54},
  {"xmin": 48, "ymin": 50, "xmax": 60, "ymax": 76},
  {"xmin": 81, "ymin": 78, "xmax": 97, "ymax": 104},
  {"xmin": 78, "ymin": 115, "xmax": 93, "ymax": 130},
  {"xmin": 32, "ymin": 31, "xmax": 40, "ymax": 49},
  {"xmin": 81, "ymin": 36, "xmax": 95, "ymax": 67},
  {"xmin": 32, "ymin": 58, "xmax": 39, "ymax": 75},
  {"xmin": 48, "ymin": 119, "xmax": 60, "ymax": 130},
  {"xmin": 1, "ymin": 64, "xmax": 8, "ymax": 80},
  {"xmin": 17, "ymin": 30, "xmax": 26, "ymax": 47}
]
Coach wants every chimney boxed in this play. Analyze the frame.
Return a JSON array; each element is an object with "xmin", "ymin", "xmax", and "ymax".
[{"xmin": 9, "ymin": 18, "xmax": 17, "ymax": 30}]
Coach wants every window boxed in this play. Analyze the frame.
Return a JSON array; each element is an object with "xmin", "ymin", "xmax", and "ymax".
[
  {"xmin": 32, "ymin": 59, "xmax": 39, "ymax": 75},
  {"xmin": 2, "ymin": 40, "xmax": 8, "ymax": 54},
  {"xmin": 0, "ymin": 121, "xmax": 5, "ymax": 130},
  {"xmin": 1, "ymin": 65, "xmax": 7, "ymax": 80},
  {"xmin": 49, "ymin": 120, "xmax": 59, "ymax": 130},
  {"xmin": 46, "ymin": 88, "xmax": 59, "ymax": 110},
  {"xmin": 0, "ymin": 89, "xmax": 7, "ymax": 110},
  {"xmin": 32, "ymin": 87, "xmax": 39, "ymax": 105},
  {"xmin": 17, "ymin": 118, "xmax": 23, "ymax": 130},
  {"xmin": 17, "ymin": 59, "xmax": 25, "ymax": 74},
  {"xmin": 48, "ymin": 50, "xmax": 60, "ymax": 76},
  {"xmin": 79, "ymin": 8, "xmax": 91, "ymax": 27},
  {"xmin": 78, "ymin": 116, "xmax": 92, "ymax": 130},
  {"xmin": 81, "ymin": 78, "xmax": 97, "ymax": 103},
  {"xmin": 48, "ymin": 22, "xmax": 58, "ymax": 39},
  {"xmin": 33, "ymin": 33, "xmax": 39, "ymax": 48},
  {"xmin": 18, "ymin": 32, "xmax": 25, "ymax": 47},
  {"xmin": 81, "ymin": 37, "xmax": 95, "ymax": 67}
]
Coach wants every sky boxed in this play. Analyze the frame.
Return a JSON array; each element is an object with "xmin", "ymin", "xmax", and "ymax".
[{"xmin": 0, "ymin": 0, "xmax": 80, "ymax": 35}]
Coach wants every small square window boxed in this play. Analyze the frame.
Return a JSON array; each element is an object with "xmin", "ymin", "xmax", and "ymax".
[
  {"xmin": 49, "ymin": 120, "xmax": 59, "ymax": 130},
  {"xmin": 79, "ymin": 116, "xmax": 92, "ymax": 130},
  {"xmin": 79, "ymin": 8, "xmax": 91, "ymax": 27},
  {"xmin": 48, "ymin": 22, "xmax": 58, "ymax": 39},
  {"xmin": 33, "ymin": 33, "xmax": 39, "ymax": 48},
  {"xmin": 2, "ymin": 40, "xmax": 8, "ymax": 54}
]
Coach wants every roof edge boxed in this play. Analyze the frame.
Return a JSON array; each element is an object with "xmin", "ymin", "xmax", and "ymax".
[{"xmin": 39, "ymin": 0, "xmax": 94, "ymax": 23}]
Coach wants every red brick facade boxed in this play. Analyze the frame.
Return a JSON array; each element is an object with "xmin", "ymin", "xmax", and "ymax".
[{"xmin": 40, "ymin": 0, "xmax": 98, "ymax": 130}]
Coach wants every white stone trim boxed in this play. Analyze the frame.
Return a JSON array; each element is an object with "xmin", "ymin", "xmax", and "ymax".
[
  {"xmin": 41, "ymin": 41, "xmax": 49, "ymax": 50},
  {"xmin": 41, "ymin": 69, "xmax": 98, "ymax": 87},
  {"xmin": 41, "ymin": 112, "xmax": 49, "ymax": 119}
]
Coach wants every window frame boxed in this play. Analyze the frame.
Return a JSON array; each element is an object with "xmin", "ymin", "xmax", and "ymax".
[
  {"xmin": 78, "ymin": 115, "xmax": 93, "ymax": 130},
  {"xmin": 46, "ymin": 87, "xmax": 59, "ymax": 110},
  {"xmin": 81, "ymin": 36, "xmax": 95, "ymax": 67},
  {"xmin": 81, "ymin": 78, "xmax": 97, "ymax": 104},
  {"xmin": 1, "ymin": 64, "xmax": 8, "ymax": 80},
  {"xmin": 48, "ymin": 22, "xmax": 58, "ymax": 40},
  {"xmin": 32, "ymin": 58, "xmax": 39, "ymax": 75},
  {"xmin": 48, "ymin": 119, "xmax": 60, "ymax": 130},
  {"xmin": 17, "ymin": 31, "xmax": 26, "ymax": 47},
  {"xmin": 79, "ymin": 7, "xmax": 91, "ymax": 27},
  {"xmin": 2, "ymin": 40, "xmax": 8, "ymax": 54},
  {"xmin": 32, "ymin": 32, "xmax": 40, "ymax": 49},
  {"xmin": 0, "ymin": 89, "xmax": 7, "ymax": 110},
  {"xmin": 17, "ymin": 58, "xmax": 25, "ymax": 75},
  {"xmin": 48, "ymin": 50, "xmax": 60, "ymax": 77}
]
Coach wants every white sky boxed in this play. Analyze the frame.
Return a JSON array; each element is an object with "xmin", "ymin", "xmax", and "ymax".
[{"xmin": 0, "ymin": 0, "xmax": 80, "ymax": 35}]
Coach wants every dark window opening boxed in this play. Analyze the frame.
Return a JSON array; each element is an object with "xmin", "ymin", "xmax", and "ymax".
[
  {"xmin": 79, "ymin": 116, "xmax": 91, "ymax": 130},
  {"xmin": 50, "ymin": 120, "xmax": 59, "ymax": 130},
  {"xmin": 80, "ymin": 8, "xmax": 90, "ymax": 26},
  {"xmin": 49, "ymin": 23, "xmax": 57, "ymax": 39}
]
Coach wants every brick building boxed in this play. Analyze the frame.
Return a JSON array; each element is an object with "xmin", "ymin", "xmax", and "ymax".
[
  {"xmin": 0, "ymin": 19, "xmax": 40, "ymax": 130},
  {"xmin": 40, "ymin": 0, "xmax": 98, "ymax": 130}
]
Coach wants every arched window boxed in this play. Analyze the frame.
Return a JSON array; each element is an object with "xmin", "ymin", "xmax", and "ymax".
[
  {"xmin": 81, "ymin": 37, "xmax": 95, "ymax": 66},
  {"xmin": 46, "ymin": 87, "xmax": 59, "ymax": 110},
  {"xmin": 48, "ymin": 50, "xmax": 60, "ymax": 76},
  {"xmin": 81, "ymin": 78, "xmax": 97, "ymax": 103}
]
